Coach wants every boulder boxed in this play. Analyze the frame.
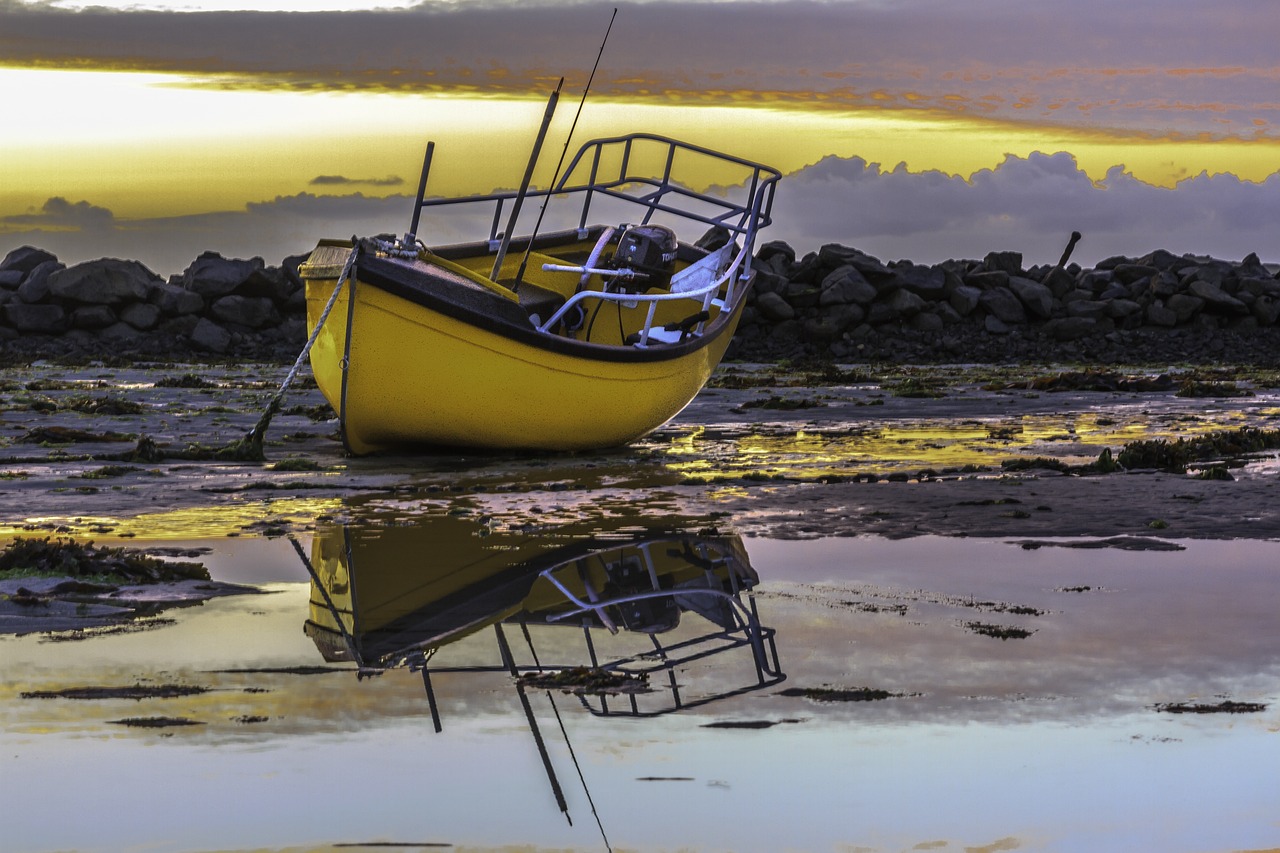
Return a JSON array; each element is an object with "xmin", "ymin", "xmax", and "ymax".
[
  {"xmin": 908, "ymin": 311, "xmax": 944, "ymax": 332},
  {"xmin": 1146, "ymin": 301, "xmax": 1178, "ymax": 327},
  {"xmin": 0, "ymin": 270, "xmax": 23, "ymax": 289},
  {"xmin": 979, "ymin": 287, "xmax": 1026, "ymax": 324},
  {"xmin": 966, "ymin": 270, "xmax": 1009, "ymax": 290},
  {"xmin": 818, "ymin": 266, "xmax": 877, "ymax": 306},
  {"xmin": 1188, "ymin": 280, "xmax": 1249, "ymax": 315},
  {"xmin": 3, "ymin": 302, "xmax": 67, "ymax": 333},
  {"xmin": 120, "ymin": 302, "xmax": 162, "ymax": 331},
  {"xmin": 17, "ymin": 260, "xmax": 64, "ymax": 304},
  {"xmin": 896, "ymin": 264, "xmax": 947, "ymax": 299},
  {"xmin": 1044, "ymin": 317, "xmax": 1099, "ymax": 341},
  {"xmin": 237, "ymin": 266, "xmax": 296, "ymax": 302},
  {"xmin": 1166, "ymin": 293, "xmax": 1205, "ymax": 323},
  {"xmin": 1008, "ymin": 276, "xmax": 1054, "ymax": 320},
  {"xmin": 983, "ymin": 251, "xmax": 1022, "ymax": 276},
  {"xmin": 149, "ymin": 281, "xmax": 205, "ymax": 316},
  {"xmin": 1066, "ymin": 300, "xmax": 1109, "ymax": 320},
  {"xmin": 0, "ymin": 246, "xmax": 58, "ymax": 276},
  {"xmin": 47, "ymin": 259, "xmax": 157, "ymax": 305},
  {"xmin": 1252, "ymin": 295, "xmax": 1280, "ymax": 326},
  {"xmin": 71, "ymin": 305, "xmax": 118, "ymax": 330},
  {"xmin": 756, "ymin": 241, "xmax": 796, "ymax": 265},
  {"xmin": 756, "ymin": 291, "xmax": 795, "ymax": 322},
  {"xmin": 949, "ymin": 285, "xmax": 982, "ymax": 316},
  {"xmin": 180, "ymin": 252, "xmax": 265, "ymax": 300},
  {"xmin": 189, "ymin": 317, "xmax": 232, "ymax": 354},
  {"xmin": 817, "ymin": 244, "xmax": 896, "ymax": 285},
  {"xmin": 1111, "ymin": 263, "xmax": 1159, "ymax": 285},
  {"xmin": 210, "ymin": 295, "xmax": 276, "ymax": 329},
  {"xmin": 884, "ymin": 288, "xmax": 926, "ymax": 318}
]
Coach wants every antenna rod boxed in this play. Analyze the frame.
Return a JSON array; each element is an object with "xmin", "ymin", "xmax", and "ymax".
[
  {"xmin": 406, "ymin": 140, "xmax": 435, "ymax": 244},
  {"xmin": 491, "ymin": 78, "xmax": 564, "ymax": 283},
  {"xmin": 512, "ymin": 7, "xmax": 618, "ymax": 288}
]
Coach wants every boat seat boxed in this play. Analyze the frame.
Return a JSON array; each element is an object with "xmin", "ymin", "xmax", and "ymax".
[{"xmin": 517, "ymin": 282, "xmax": 567, "ymax": 328}]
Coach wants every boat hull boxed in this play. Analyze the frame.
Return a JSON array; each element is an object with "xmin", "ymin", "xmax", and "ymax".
[{"xmin": 302, "ymin": 241, "xmax": 747, "ymax": 454}]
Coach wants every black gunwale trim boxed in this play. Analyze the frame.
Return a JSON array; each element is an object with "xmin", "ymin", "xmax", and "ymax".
[{"xmin": 353, "ymin": 242, "xmax": 749, "ymax": 365}]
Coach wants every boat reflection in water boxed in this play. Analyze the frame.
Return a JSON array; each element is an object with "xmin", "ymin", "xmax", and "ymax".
[{"xmin": 300, "ymin": 509, "xmax": 784, "ymax": 727}]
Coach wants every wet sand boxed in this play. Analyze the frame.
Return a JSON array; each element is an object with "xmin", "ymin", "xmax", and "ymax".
[{"xmin": 1, "ymin": 362, "xmax": 1277, "ymax": 543}]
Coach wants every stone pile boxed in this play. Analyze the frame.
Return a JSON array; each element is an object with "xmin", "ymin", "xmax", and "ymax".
[
  {"xmin": 731, "ymin": 241, "xmax": 1280, "ymax": 364},
  {"xmin": 0, "ymin": 246, "xmax": 308, "ymax": 360},
  {"xmin": 3, "ymin": 241, "xmax": 1279, "ymax": 365}
]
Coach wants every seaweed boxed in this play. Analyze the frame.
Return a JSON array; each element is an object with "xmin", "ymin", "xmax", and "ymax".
[{"xmin": 0, "ymin": 537, "xmax": 209, "ymax": 583}]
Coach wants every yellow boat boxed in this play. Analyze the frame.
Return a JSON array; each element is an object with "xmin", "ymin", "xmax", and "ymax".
[{"xmin": 298, "ymin": 132, "xmax": 780, "ymax": 454}]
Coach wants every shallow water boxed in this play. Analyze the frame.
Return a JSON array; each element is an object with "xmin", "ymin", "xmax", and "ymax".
[{"xmin": 4, "ymin": 520, "xmax": 1278, "ymax": 853}]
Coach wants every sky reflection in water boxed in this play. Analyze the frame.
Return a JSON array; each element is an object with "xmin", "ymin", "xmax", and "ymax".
[{"xmin": 3, "ymin": 520, "xmax": 1279, "ymax": 853}]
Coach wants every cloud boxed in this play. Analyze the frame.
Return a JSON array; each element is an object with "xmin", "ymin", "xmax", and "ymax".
[
  {"xmin": 1, "ymin": 197, "xmax": 116, "ymax": 231},
  {"xmin": 766, "ymin": 153, "xmax": 1280, "ymax": 266},
  {"xmin": 309, "ymin": 175, "xmax": 405, "ymax": 187},
  {"xmin": 3, "ymin": 155, "xmax": 1277, "ymax": 278},
  {"xmin": 3, "ymin": 0, "xmax": 1278, "ymax": 139}
]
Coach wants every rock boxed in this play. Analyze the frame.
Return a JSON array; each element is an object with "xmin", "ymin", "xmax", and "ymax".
[
  {"xmin": 237, "ymin": 266, "xmax": 296, "ymax": 302},
  {"xmin": 47, "ymin": 259, "xmax": 157, "ymax": 305},
  {"xmin": 0, "ymin": 270, "xmax": 23, "ymax": 289},
  {"xmin": 0, "ymin": 246, "xmax": 58, "ymax": 276},
  {"xmin": 1066, "ymin": 300, "xmax": 1110, "ymax": 320},
  {"xmin": 3, "ymin": 302, "xmax": 67, "ymax": 333},
  {"xmin": 1045, "ymin": 317, "xmax": 1099, "ymax": 341},
  {"xmin": 909, "ymin": 311, "xmax": 944, "ymax": 332},
  {"xmin": 1166, "ymin": 293, "xmax": 1205, "ymax": 323},
  {"xmin": 949, "ymin": 285, "xmax": 982, "ymax": 316},
  {"xmin": 756, "ymin": 291, "xmax": 795, "ymax": 322},
  {"xmin": 189, "ymin": 317, "xmax": 232, "ymax": 354},
  {"xmin": 979, "ymin": 287, "xmax": 1026, "ymax": 324},
  {"xmin": 966, "ymin": 270, "xmax": 1009, "ymax": 290},
  {"xmin": 210, "ymin": 295, "xmax": 276, "ymax": 329},
  {"xmin": 1111, "ymin": 263, "xmax": 1159, "ymax": 285},
  {"xmin": 1137, "ymin": 249, "xmax": 1182, "ymax": 271},
  {"xmin": 1188, "ymin": 280, "xmax": 1249, "ymax": 315},
  {"xmin": 1106, "ymin": 299, "xmax": 1143, "ymax": 319},
  {"xmin": 784, "ymin": 281, "xmax": 822, "ymax": 310},
  {"xmin": 1007, "ymin": 276, "xmax": 1054, "ymax": 319},
  {"xmin": 71, "ymin": 305, "xmax": 118, "ymax": 330},
  {"xmin": 804, "ymin": 304, "xmax": 866, "ymax": 342},
  {"xmin": 983, "ymin": 251, "xmax": 1022, "ymax": 276},
  {"xmin": 1252, "ymin": 295, "xmax": 1280, "ymax": 326},
  {"xmin": 120, "ymin": 302, "xmax": 162, "ymax": 331},
  {"xmin": 1146, "ymin": 302, "xmax": 1178, "ymax": 327},
  {"xmin": 756, "ymin": 241, "xmax": 796, "ymax": 265},
  {"xmin": 984, "ymin": 315, "xmax": 1011, "ymax": 335},
  {"xmin": 180, "ymin": 252, "xmax": 264, "ymax": 300},
  {"xmin": 818, "ymin": 265, "xmax": 877, "ymax": 306},
  {"xmin": 1042, "ymin": 266, "xmax": 1076, "ymax": 298},
  {"xmin": 100, "ymin": 321, "xmax": 144, "ymax": 342},
  {"xmin": 896, "ymin": 265, "xmax": 947, "ymax": 299},
  {"xmin": 817, "ymin": 244, "xmax": 896, "ymax": 285},
  {"xmin": 16, "ymin": 260, "xmax": 64, "ymax": 304},
  {"xmin": 149, "ymin": 282, "xmax": 205, "ymax": 316},
  {"xmin": 884, "ymin": 288, "xmax": 926, "ymax": 318}
]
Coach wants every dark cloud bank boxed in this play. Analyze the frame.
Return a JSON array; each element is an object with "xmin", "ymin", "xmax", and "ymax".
[{"xmin": 3, "ymin": 153, "xmax": 1277, "ymax": 277}]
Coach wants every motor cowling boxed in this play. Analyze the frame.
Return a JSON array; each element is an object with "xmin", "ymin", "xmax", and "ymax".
[{"xmin": 611, "ymin": 224, "xmax": 678, "ymax": 290}]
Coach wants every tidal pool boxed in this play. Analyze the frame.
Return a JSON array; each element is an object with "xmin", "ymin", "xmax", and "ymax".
[{"xmin": 3, "ymin": 515, "xmax": 1278, "ymax": 853}]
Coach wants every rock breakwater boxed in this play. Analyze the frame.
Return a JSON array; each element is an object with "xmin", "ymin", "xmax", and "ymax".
[{"xmin": 2, "ymin": 241, "xmax": 1278, "ymax": 365}]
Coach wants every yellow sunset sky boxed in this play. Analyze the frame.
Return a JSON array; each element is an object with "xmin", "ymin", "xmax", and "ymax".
[{"xmin": 2, "ymin": 0, "xmax": 1278, "ymax": 272}]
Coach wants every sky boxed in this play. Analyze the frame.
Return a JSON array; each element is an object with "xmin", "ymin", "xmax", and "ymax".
[{"xmin": 2, "ymin": 0, "xmax": 1279, "ymax": 275}]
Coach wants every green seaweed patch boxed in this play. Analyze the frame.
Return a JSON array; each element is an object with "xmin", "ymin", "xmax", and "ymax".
[
  {"xmin": 22, "ymin": 684, "xmax": 209, "ymax": 700},
  {"xmin": 1155, "ymin": 700, "xmax": 1267, "ymax": 714},
  {"xmin": 109, "ymin": 717, "xmax": 205, "ymax": 728},
  {"xmin": 779, "ymin": 686, "xmax": 916, "ymax": 702},
  {"xmin": 270, "ymin": 457, "xmax": 322, "ymax": 472},
  {"xmin": 731, "ymin": 395, "xmax": 827, "ymax": 413},
  {"xmin": 282, "ymin": 403, "xmax": 337, "ymax": 422},
  {"xmin": 155, "ymin": 373, "xmax": 218, "ymax": 389},
  {"xmin": 990, "ymin": 370, "xmax": 1175, "ymax": 393},
  {"xmin": 0, "ymin": 537, "xmax": 209, "ymax": 583},
  {"xmin": 517, "ymin": 666, "xmax": 650, "ymax": 695},
  {"xmin": 887, "ymin": 378, "xmax": 945, "ymax": 398},
  {"xmin": 1115, "ymin": 426, "xmax": 1280, "ymax": 472},
  {"xmin": 1174, "ymin": 381, "xmax": 1253, "ymax": 399},
  {"xmin": 17, "ymin": 426, "xmax": 135, "ymax": 445},
  {"xmin": 72, "ymin": 465, "xmax": 141, "ymax": 480},
  {"xmin": 964, "ymin": 621, "xmax": 1036, "ymax": 640},
  {"xmin": 60, "ymin": 394, "xmax": 144, "ymax": 415}
]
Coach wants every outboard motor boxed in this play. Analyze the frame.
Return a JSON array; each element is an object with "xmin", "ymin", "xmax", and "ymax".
[{"xmin": 610, "ymin": 224, "xmax": 678, "ymax": 290}]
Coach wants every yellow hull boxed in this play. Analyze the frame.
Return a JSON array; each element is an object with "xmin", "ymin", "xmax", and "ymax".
[{"xmin": 300, "ymin": 237, "xmax": 747, "ymax": 454}]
